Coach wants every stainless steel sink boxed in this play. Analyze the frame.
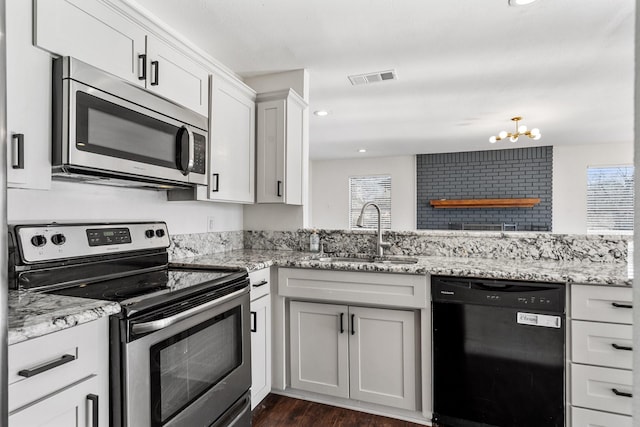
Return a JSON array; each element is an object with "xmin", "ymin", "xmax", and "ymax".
[{"xmin": 316, "ymin": 256, "xmax": 419, "ymax": 265}]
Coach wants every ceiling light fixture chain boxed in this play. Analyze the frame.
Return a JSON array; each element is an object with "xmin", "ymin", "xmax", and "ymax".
[{"xmin": 489, "ymin": 116, "xmax": 541, "ymax": 144}]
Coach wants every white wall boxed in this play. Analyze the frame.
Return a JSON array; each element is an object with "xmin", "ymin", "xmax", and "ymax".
[
  {"xmin": 310, "ymin": 156, "xmax": 416, "ymax": 230},
  {"xmin": 553, "ymin": 142, "xmax": 634, "ymax": 234},
  {"xmin": 8, "ymin": 181, "xmax": 243, "ymax": 235}
]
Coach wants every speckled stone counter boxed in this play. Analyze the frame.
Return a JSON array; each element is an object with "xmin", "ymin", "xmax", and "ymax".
[
  {"xmin": 171, "ymin": 249, "xmax": 632, "ymax": 287},
  {"xmin": 170, "ymin": 249, "xmax": 319, "ymax": 272},
  {"xmin": 8, "ymin": 290, "xmax": 120, "ymax": 345}
]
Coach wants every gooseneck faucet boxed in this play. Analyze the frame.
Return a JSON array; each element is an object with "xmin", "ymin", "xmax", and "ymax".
[{"xmin": 356, "ymin": 202, "xmax": 391, "ymax": 257}]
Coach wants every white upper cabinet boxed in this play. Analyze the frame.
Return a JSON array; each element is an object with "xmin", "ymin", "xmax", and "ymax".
[
  {"xmin": 6, "ymin": 0, "xmax": 52, "ymax": 189},
  {"xmin": 34, "ymin": 0, "xmax": 209, "ymax": 116},
  {"xmin": 256, "ymin": 89, "xmax": 307, "ymax": 205},
  {"xmin": 145, "ymin": 35, "xmax": 209, "ymax": 116},
  {"xmin": 34, "ymin": 0, "xmax": 146, "ymax": 86},
  {"xmin": 209, "ymin": 75, "xmax": 256, "ymax": 203}
]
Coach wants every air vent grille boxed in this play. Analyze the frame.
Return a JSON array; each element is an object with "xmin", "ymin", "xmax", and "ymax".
[{"xmin": 348, "ymin": 69, "xmax": 398, "ymax": 85}]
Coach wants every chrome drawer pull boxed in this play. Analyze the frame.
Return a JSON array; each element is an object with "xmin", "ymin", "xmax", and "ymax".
[
  {"xmin": 612, "ymin": 388, "xmax": 633, "ymax": 398},
  {"xmin": 18, "ymin": 354, "xmax": 76, "ymax": 378},
  {"xmin": 611, "ymin": 343, "xmax": 633, "ymax": 351},
  {"xmin": 611, "ymin": 302, "xmax": 633, "ymax": 309},
  {"xmin": 252, "ymin": 280, "xmax": 268, "ymax": 288}
]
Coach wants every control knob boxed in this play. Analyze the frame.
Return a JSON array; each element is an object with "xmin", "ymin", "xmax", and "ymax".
[
  {"xmin": 145, "ymin": 229, "xmax": 155, "ymax": 238},
  {"xmin": 51, "ymin": 233, "xmax": 66, "ymax": 245},
  {"xmin": 155, "ymin": 229, "xmax": 165, "ymax": 238},
  {"xmin": 30, "ymin": 235, "xmax": 47, "ymax": 247}
]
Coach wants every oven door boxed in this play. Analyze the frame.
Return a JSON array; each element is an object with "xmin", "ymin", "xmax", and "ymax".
[
  {"xmin": 58, "ymin": 78, "xmax": 207, "ymax": 185},
  {"xmin": 123, "ymin": 288, "xmax": 250, "ymax": 427}
]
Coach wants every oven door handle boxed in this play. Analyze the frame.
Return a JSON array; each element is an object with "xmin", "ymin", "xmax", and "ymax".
[{"xmin": 131, "ymin": 288, "xmax": 247, "ymax": 334}]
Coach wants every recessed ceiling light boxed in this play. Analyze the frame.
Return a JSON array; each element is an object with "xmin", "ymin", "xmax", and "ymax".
[
  {"xmin": 508, "ymin": 0, "xmax": 537, "ymax": 5},
  {"xmin": 358, "ymin": 149, "xmax": 367, "ymax": 153},
  {"xmin": 314, "ymin": 110, "xmax": 329, "ymax": 117}
]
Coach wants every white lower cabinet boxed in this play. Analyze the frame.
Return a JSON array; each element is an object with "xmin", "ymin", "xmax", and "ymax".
[
  {"xmin": 571, "ymin": 406, "xmax": 633, "ymax": 427},
  {"xmin": 8, "ymin": 318, "xmax": 109, "ymax": 427},
  {"xmin": 9, "ymin": 375, "xmax": 101, "ymax": 427},
  {"xmin": 250, "ymin": 268, "xmax": 272, "ymax": 409},
  {"xmin": 290, "ymin": 300, "xmax": 417, "ymax": 411},
  {"xmin": 570, "ymin": 284, "xmax": 633, "ymax": 426}
]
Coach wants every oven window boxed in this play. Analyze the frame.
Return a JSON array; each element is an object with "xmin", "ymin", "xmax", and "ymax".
[
  {"xmin": 75, "ymin": 91, "xmax": 178, "ymax": 168},
  {"xmin": 149, "ymin": 306, "xmax": 242, "ymax": 426}
]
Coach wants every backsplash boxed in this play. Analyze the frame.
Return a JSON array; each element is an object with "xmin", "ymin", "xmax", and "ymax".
[
  {"xmin": 169, "ymin": 230, "xmax": 244, "ymax": 260},
  {"xmin": 245, "ymin": 229, "xmax": 629, "ymax": 263}
]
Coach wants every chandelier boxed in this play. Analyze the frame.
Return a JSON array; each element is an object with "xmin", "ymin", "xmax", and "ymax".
[{"xmin": 489, "ymin": 116, "xmax": 541, "ymax": 143}]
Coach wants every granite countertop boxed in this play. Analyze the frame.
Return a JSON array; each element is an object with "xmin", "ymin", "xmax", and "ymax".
[
  {"xmin": 171, "ymin": 249, "xmax": 632, "ymax": 287},
  {"xmin": 8, "ymin": 290, "xmax": 121, "ymax": 345},
  {"xmin": 10, "ymin": 248, "xmax": 629, "ymax": 345}
]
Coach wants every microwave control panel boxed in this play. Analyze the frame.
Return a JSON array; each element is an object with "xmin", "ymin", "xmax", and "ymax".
[{"xmin": 193, "ymin": 134, "xmax": 206, "ymax": 174}]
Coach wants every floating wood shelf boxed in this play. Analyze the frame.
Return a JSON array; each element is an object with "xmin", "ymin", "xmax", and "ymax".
[{"xmin": 429, "ymin": 198, "xmax": 541, "ymax": 209}]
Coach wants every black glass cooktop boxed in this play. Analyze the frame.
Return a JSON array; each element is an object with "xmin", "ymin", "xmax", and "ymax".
[{"xmin": 47, "ymin": 267, "xmax": 246, "ymax": 315}]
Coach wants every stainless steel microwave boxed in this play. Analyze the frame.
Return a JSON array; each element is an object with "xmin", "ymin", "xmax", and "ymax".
[{"xmin": 52, "ymin": 57, "xmax": 208, "ymax": 189}]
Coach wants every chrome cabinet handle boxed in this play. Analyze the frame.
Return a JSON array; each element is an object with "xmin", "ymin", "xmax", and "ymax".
[
  {"xmin": 252, "ymin": 280, "xmax": 268, "ymax": 288},
  {"xmin": 11, "ymin": 133, "xmax": 24, "ymax": 169},
  {"xmin": 138, "ymin": 54, "xmax": 146, "ymax": 80},
  {"xmin": 18, "ymin": 353, "xmax": 76, "ymax": 377},
  {"xmin": 611, "ymin": 302, "xmax": 633, "ymax": 309},
  {"xmin": 612, "ymin": 388, "xmax": 633, "ymax": 398},
  {"xmin": 611, "ymin": 343, "xmax": 633, "ymax": 351},
  {"xmin": 131, "ymin": 288, "xmax": 247, "ymax": 334},
  {"xmin": 87, "ymin": 394, "xmax": 99, "ymax": 427},
  {"xmin": 151, "ymin": 60, "xmax": 159, "ymax": 85}
]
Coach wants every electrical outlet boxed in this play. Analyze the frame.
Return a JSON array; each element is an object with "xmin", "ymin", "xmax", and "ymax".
[{"xmin": 207, "ymin": 216, "xmax": 215, "ymax": 232}]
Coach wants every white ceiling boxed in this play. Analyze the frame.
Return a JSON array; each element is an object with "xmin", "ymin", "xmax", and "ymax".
[{"xmin": 133, "ymin": 0, "xmax": 635, "ymax": 160}]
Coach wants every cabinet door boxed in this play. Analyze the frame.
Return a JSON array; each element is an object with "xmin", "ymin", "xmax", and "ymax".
[
  {"xmin": 289, "ymin": 301, "xmax": 349, "ymax": 398},
  {"xmin": 9, "ymin": 375, "xmax": 102, "ymax": 427},
  {"xmin": 146, "ymin": 36, "xmax": 209, "ymax": 116},
  {"xmin": 256, "ymin": 99, "xmax": 286, "ymax": 203},
  {"xmin": 6, "ymin": 0, "xmax": 51, "ymax": 189},
  {"xmin": 349, "ymin": 306, "xmax": 416, "ymax": 410},
  {"xmin": 210, "ymin": 76, "xmax": 255, "ymax": 203},
  {"xmin": 284, "ymin": 95, "xmax": 304, "ymax": 205},
  {"xmin": 34, "ymin": 0, "xmax": 146, "ymax": 85},
  {"xmin": 251, "ymin": 294, "xmax": 271, "ymax": 409}
]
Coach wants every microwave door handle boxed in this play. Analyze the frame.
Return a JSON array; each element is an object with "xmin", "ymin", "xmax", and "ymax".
[
  {"xmin": 187, "ymin": 126, "xmax": 195, "ymax": 172},
  {"xmin": 131, "ymin": 288, "xmax": 247, "ymax": 334}
]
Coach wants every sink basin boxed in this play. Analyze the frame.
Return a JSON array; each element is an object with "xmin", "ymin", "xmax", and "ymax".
[{"xmin": 316, "ymin": 256, "xmax": 419, "ymax": 265}]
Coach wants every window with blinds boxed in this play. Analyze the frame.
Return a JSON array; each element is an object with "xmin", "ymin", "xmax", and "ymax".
[
  {"xmin": 587, "ymin": 166, "xmax": 634, "ymax": 234},
  {"xmin": 349, "ymin": 175, "xmax": 391, "ymax": 229}
]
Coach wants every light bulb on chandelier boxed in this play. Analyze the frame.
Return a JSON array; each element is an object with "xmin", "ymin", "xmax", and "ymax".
[{"xmin": 489, "ymin": 116, "xmax": 542, "ymax": 144}]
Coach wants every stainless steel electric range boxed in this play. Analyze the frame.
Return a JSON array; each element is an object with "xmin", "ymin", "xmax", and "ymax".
[{"xmin": 9, "ymin": 222, "xmax": 251, "ymax": 427}]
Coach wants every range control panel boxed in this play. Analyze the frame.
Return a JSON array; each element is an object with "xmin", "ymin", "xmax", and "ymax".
[{"xmin": 16, "ymin": 222, "xmax": 170, "ymax": 263}]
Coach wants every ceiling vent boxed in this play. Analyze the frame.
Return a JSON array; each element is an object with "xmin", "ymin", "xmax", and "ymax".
[{"xmin": 348, "ymin": 69, "xmax": 398, "ymax": 85}]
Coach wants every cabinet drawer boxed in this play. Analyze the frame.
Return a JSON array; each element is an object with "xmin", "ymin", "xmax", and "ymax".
[
  {"xmin": 571, "ymin": 364, "xmax": 633, "ymax": 416},
  {"xmin": 572, "ymin": 406, "xmax": 632, "ymax": 427},
  {"xmin": 250, "ymin": 268, "xmax": 270, "ymax": 301},
  {"xmin": 572, "ymin": 320, "xmax": 632, "ymax": 370},
  {"xmin": 8, "ymin": 319, "xmax": 107, "ymax": 412},
  {"xmin": 571, "ymin": 285, "xmax": 632, "ymax": 324},
  {"xmin": 278, "ymin": 268, "xmax": 427, "ymax": 308}
]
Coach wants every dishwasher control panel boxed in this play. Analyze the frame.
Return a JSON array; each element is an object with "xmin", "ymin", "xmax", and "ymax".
[{"xmin": 431, "ymin": 276, "xmax": 565, "ymax": 313}]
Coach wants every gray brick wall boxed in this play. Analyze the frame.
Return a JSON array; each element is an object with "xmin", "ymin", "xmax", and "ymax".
[{"xmin": 416, "ymin": 146, "xmax": 552, "ymax": 230}]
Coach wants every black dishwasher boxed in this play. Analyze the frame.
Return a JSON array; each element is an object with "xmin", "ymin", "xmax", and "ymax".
[{"xmin": 432, "ymin": 276, "xmax": 565, "ymax": 427}]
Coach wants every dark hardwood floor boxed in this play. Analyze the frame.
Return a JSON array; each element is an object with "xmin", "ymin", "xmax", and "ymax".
[{"xmin": 252, "ymin": 394, "xmax": 428, "ymax": 427}]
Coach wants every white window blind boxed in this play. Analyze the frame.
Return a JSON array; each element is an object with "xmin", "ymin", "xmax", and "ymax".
[
  {"xmin": 349, "ymin": 175, "xmax": 391, "ymax": 229},
  {"xmin": 587, "ymin": 166, "xmax": 634, "ymax": 234}
]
